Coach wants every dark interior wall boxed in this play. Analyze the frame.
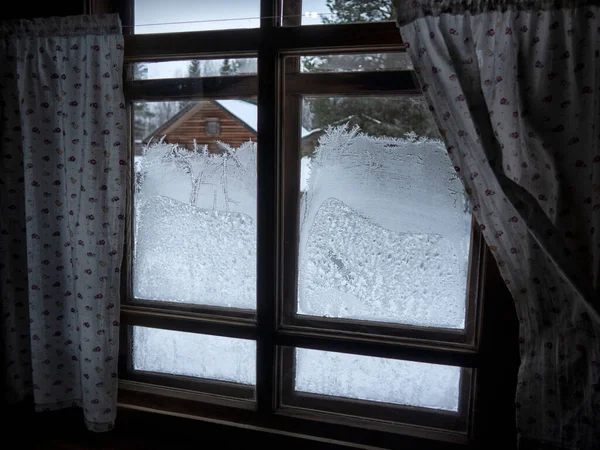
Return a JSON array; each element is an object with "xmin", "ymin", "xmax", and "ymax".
[{"xmin": 3, "ymin": 0, "xmax": 85, "ymax": 20}]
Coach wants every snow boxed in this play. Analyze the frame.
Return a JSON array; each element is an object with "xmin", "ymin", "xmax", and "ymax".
[
  {"xmin": 215, "ymin": 100, "xmax": 259, "ymax": 133},
  {"xmin": 215, "ymin": 99, "xmax": 312, "ymax": 137},
  {"xmin": 296, "ymin": 349, "xmax": 460, "ymax": 411},
  {"xmin": 134, "ymin": 155, "xmax": 144, "ymax": 172},
  {"xmin": 133, "ymin": 326, "xmax": 256, "ymax": 385},
  {"xmin": 300, "ymin": 156, "xmax": 311, "ymax": 192},
  {"xmin": 132, "ymin": 126, "xmax": 471, "ymax": 410}
]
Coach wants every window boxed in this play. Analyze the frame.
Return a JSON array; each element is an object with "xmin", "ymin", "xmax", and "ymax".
[
  {"xmin": 300, "ymin": 52, "xmax": 413, "ymax": 72},
  {"xmin": 133, "ymin": 58, "xmax": 257, "ymax": 80},
  {"xmin": 134, "ymin": 326, "xmax": 256, "ymax": 385},
  {"xmin": 295, "ymin": 96, "xmax": 470, "ymax": 330},
  {"xmin": 133, "ymin": 0, "xmax": 260, "ymax": 33},
  {"xmin": 133, "ymin": 100, "xmax": 257, "ymax": 309},
  {"xmin": 120, "ymin": 1, "xmax": 494, "ymax": 447},
  {"xmin": 298, "ymin": 0, "xmax": 394, "ymax": 26},
  {"xmin": 205, "ymin": 117, "xmax": 220, "ymax": 136}
]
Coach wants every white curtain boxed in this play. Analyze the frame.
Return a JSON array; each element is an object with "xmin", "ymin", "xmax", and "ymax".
[
  {"xmin": 0, "ymin": 14, "xmax": 126, "ymax": 431},
  {"xmin": 393, "ymin": 1, "xmax": 599, "ymax": 448}
]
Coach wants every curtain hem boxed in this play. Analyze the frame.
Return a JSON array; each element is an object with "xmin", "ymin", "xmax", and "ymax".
[
  {"xmin": 34, "ymin": 398, "xmax": 115, "ymax": 432},
  {"xmin": 85, "ymin": 418, "xmax": 115, "ymax": 433}
]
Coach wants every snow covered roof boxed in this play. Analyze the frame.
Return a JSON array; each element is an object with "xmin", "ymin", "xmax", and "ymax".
[{"xmin": 216, "ymin": 99, "xmax": 312, "ymax": 138}]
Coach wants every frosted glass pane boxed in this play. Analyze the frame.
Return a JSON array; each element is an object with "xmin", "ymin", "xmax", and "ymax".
[
  {"xmin": 134, "ymin": 0, "xmax": 259, "ymax": 34},
  {"xmin": 295, "ymin": 348, "xmax": 460, "ymax": 412},
  {"xmin": 133, "ymin": 101, "xmax": 257, "ymax": 309},
  {"xmin": 298, "ymin": 99, "xmax": 471, "ymax": 329},
  {"xmin": 133, "ymin": 327, "xmax": 256, "ymax": 385}
]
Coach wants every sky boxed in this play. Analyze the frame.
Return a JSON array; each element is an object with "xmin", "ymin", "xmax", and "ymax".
[
  {"xmin": 134, "ymin": 0, "xmax": 329, "ymax": 33},
  {"xmin": 134, "ymin": 0, "xmax": 329, "ymax": 79}
]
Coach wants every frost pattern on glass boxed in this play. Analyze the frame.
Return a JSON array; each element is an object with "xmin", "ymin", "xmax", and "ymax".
[
  {"xmin": 295, "ymin": 348, "xmax": 460, "ymax": 412},
  {"xmin": 299, "ymin": 127, "xmax": 471, "ymax": 329},
  {"xmin": 133, "ymin": 327, "xmax": 256, "ymax": 385},
  {"xmin": 134, "ymin": 141, "xmax": 256, "ymax": 308}
]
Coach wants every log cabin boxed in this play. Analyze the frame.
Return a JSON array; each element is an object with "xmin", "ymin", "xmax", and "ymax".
[{"xmin": 141, "ymin": 99, "xmax": 321, "ymax": 155}]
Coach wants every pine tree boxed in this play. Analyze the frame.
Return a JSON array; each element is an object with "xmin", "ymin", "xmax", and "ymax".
[
  {"xmin": 220, "ymin": 59, "xmax": 234, "ymax": 75},
  {"xmin": 234, "ymin": 58, "xmax": 257, "ymax": 74},
  {"xmin": 322, "ymin": 0, "xmax": 394, "ymax": 24},
  {"xmin": 154, "ymin": 102, "xmax": 180, "ymax": 128},
  {"xmin": 304, "ymin": 1, "xmax": 438, "ymax": 142},
  {"xmin": 188, "ymin": 59, "xmax": 201, "ymax": 77},
  {"xmin": 220, "ymin": 58, "xmax": 257, "ymax": 76}
]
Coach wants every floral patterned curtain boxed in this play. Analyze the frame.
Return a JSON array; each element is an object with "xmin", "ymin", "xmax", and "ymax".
[
  {"xmin": 392, "ymin": 1, "xmax": 599, "ymax": 447},
  {"xmin": 0, "ymin": 14, "xmax": 126, "ymax": 431}
]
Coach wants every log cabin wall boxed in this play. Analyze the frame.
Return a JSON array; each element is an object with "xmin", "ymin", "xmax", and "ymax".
[{"xmin": 163, "ymin": 101, "xmax": 256, "ymax": 153}]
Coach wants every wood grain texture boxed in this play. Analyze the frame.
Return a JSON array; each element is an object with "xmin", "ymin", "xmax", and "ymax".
[
  {"xmin": 149, "ymin": 101, "xmax": 257, "ymax": 153},
  {"xmin": 127, "ymin": 75, "xmax": 257, "ymax": 101},
  {"xmin": 123, "ymin": 22, "xmax": 404, "ymax": 63}
]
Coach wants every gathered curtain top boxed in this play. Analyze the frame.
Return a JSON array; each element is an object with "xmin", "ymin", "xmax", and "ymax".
[
  {"xmin": 0, "ymin": 14, "xmax": 121, "ymax": 38},
  {"xmin": 394, "ymin": 0, "xmax": 597, "ymax": 24}
]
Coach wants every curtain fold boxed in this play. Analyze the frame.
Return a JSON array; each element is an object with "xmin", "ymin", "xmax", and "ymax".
[
  {"xmin": 393, "ymin": 0, "xmax": 599, "ymax": 448},
  {"xmin": 1, "ymin": 14, "xmax": 126, "ymax": 431}
]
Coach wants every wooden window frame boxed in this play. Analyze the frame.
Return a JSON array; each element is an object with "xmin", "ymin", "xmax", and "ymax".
[{"xmin": 117, "ymin": 1, "xmax": 504, "ymax": 448}]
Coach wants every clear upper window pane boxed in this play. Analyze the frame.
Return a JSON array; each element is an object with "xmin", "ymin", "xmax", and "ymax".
[
  {"xmin": 133, "ymin": 327, "xmax": 256, "ymax": 384},
  {"xmin": 298, "ymin": 97, "xmax": 471, "ymax": 329},
  {"xmin": 300, "ymin": 53, "xmax": 412, "ymax": 73},
  {"xmin": 133, "ymin": 59, "xmax": 257, "ymax": 80},
  {"xmin": 134, "ymin": 0, "xmax": 260, "ymax": 34},
  {"xmin": 295, "ymin": 348, "xmax": 461, "ymax": 411},
  {"xmin": 133, "ymin": 100, "xmax": 257, "ymax": 309},
  {"xmin": 299, "ymin": 0, "xmax": 394, "ymax": 26}
]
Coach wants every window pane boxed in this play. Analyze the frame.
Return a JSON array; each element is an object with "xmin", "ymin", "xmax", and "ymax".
[
  {"xmin": 133, "ymin": 59, "xmax": 257, "ymax": 80},
  {"xmin": 298, "ymin": 97, "xmax": 471, "ymax": 329},
  {"xmin": 300, "ymin": 53, "xmax": 412, "ymax": 73},
  {"xmin": 133, "ymin": 100, "xmax": 257, "ymax": 309},
  {"xmin": 133, "ymin": 327, "xmax": 256, "ymax": 385},
  {"xmin": 295, "ymin": 348, "xmax": 460, "ymax": 411},
  {"xmin": 299, "ymin": 0, "xmax": 394, "ymax": 26},
  {"xmin": 134, "ymin": 0, "xmax": 260, "ymax": 34},
  {"xmin": 205, "ymin": 118, "xmax": 220, "ymax": 136}
]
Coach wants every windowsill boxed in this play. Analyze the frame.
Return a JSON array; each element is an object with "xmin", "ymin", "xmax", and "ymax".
[{"xmin": 117, "ymin": 380, "xmax": 470, "ymax": 449}]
